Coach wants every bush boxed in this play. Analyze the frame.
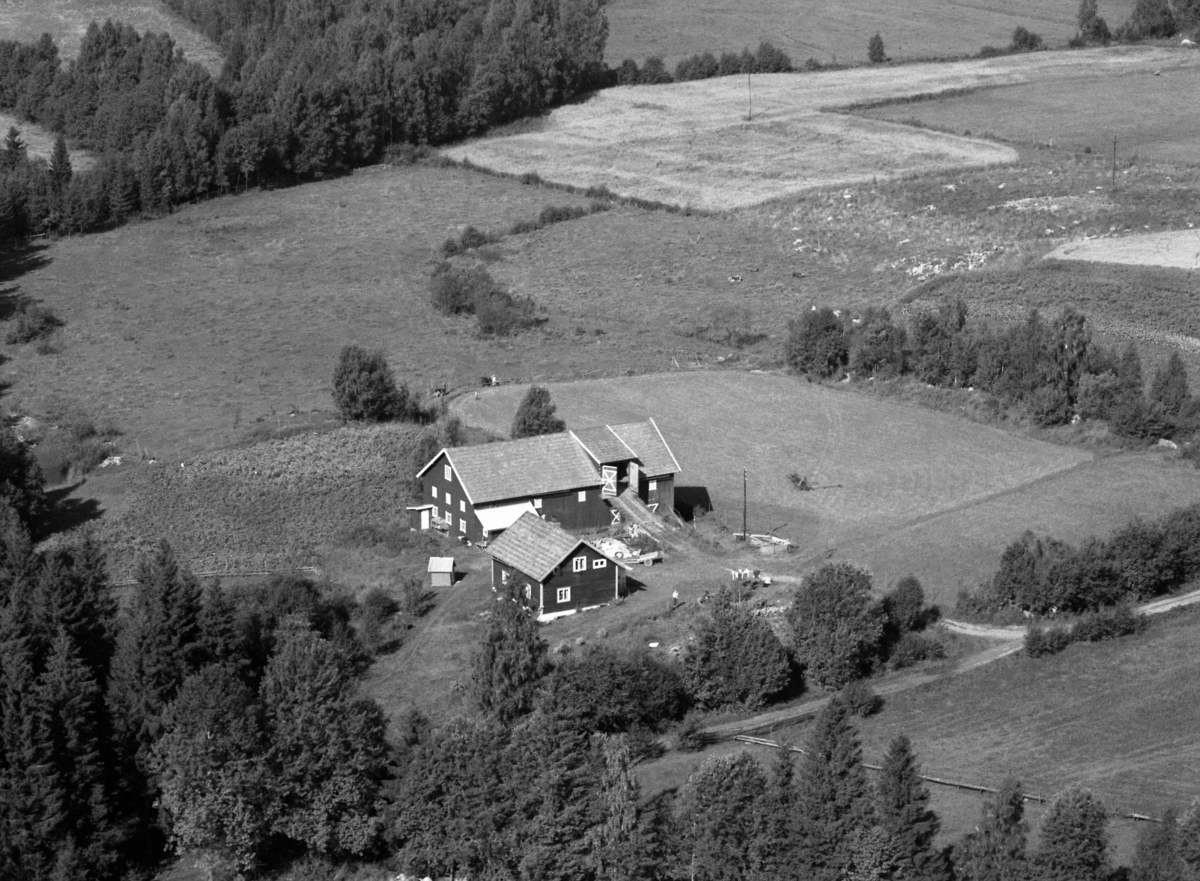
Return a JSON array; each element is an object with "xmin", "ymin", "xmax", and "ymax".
[
  {"xmin": 1072, "ymin": 604, "xmax": 1146, "ymax": 642},
  {"xmin": 616, "ymin": 59, "xmax": 640, "ymax": 85},
  {"xmin": 1123, "ymin": 0, "xmax": 1176, "ymax": 38},
  {"xmin": 890, "ymin": 632, "xmax": 946, "ymax": 669},
  {"xmin": 6, "ymin": 303, "xmax": 63, "ymax": 344},
  {"xmin": 755, "ymin": 41, "xmax": 792, "ymax": 72},
  {"xmin": 541, "ymin": 646, "xmax": 690, "ymax": 732},
  {"xmin": 840, "ymin": 679, "xmax": 882, "ymax": 717},
  {"xmin": 356, "ymin": 586, "xmax": 400, "ymax": 651},
  {"xmin": 474, "ymin": 289, "xmax": 539, "ymax": 336},
  {"xmin": 1025, "ymin": 624, "xmax": 1073, "ymax": 657},
  {"xmin": 675, "ymin": 52, "xmax": 720, "ymax": 81},
  {"xmin": 1010, "ymin": 26, "xmax": 1045, "ymax": 51},
  {"xmin": 332, "ymin": 345, "xmax": 410, "ymax": 423},
  {"xmin": 429, "ymin": 262, "xmax": 496, "ymax": 315},
  {"xmin": 785, "ymin": 307, "xmax": 848, "ymax": 378},
  {"xmin": 639, "ymin": 56, "xmax": 673, "ymax": 84},
  {"xmin": 868, "ymin": 33, "xmax": 887, "ymax": 63}
]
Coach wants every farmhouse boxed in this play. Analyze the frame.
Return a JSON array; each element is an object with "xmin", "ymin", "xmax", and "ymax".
[
  {"xmin": 412, "ymin": 418, "xmax": 680, "ymax": 544},
  {"xmin": 488, "ymin": 511, "xmax": 626, "ymax": 620}
]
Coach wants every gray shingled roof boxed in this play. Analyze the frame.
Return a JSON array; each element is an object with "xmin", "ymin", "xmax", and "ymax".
[
  {"xmin": 443, "ymin": 433, "xmax": 601, "ymax": 505},
  {"xmin": 570, "ymin": 426, "xmax": 636, "ymax": 465},
  {"xmin": 608, "ymin": 418, "xmax": 681, "ymax": 476},
  {"xmin": 488, "ymin": 512, "xmax": 587, "ymax": 582}
]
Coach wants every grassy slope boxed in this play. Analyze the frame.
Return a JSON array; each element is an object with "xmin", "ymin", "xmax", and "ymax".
[{"xmin": 604, "ymin": 0, "xmax": 1137, "ymax": 66}]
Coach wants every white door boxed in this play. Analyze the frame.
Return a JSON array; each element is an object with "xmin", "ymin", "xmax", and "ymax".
[{"xmin": 421, "ymin": 509, "xmax": 431, "ymax": 530}]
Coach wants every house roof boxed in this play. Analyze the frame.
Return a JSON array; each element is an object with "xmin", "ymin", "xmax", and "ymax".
[
  {"xmin": 418, "ymin": 433, "xmax": 601, "ymax": 505},
  {"xmin": 488, "ymin": 512, "xmax": 602, "ymax": 582},
  {"xmin": 427, "ymin": 556, "xmax": 456, "ymax": 574},
  {"xmin": 607, "ymin": 418, "xmax": 681, "ymax": 476},
  {"xmin": 570, "ymin": 426, "xmax": 636, "ymax": 465}
]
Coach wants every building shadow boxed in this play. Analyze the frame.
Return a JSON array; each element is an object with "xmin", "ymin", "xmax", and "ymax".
[{"xmin": 674, "ymin": 485, "xmax": 713, "ymax": 521}]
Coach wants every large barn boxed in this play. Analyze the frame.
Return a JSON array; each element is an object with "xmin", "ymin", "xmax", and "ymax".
[
  {"xmin": 410, "ymin": 418, "xmax": 680, "ymax": 544},
  {"xmin": 488, "ymin": 511, "xmax": 626, "ymax": 620}
]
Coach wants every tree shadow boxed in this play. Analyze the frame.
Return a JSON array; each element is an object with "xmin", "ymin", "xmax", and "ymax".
[
  {"xmin": 0, "ymin": 242, "xmax": 50, "ymax": 286},
  {"xmin": 0, "ymin": 285, "xmax": 29, "ymax": 322},
  {"xmin": 40, "ymin": 483, "xmax": 104, "ymax": 537}
]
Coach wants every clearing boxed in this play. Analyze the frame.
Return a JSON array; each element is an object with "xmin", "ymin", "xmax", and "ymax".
[
  {"xmin": 604, "ymin": 0, "xmax": 1136, "ymax": 66},
  {"xmin": 443, "ymin": 46, "xmax": 1185, "ymax": 211}
]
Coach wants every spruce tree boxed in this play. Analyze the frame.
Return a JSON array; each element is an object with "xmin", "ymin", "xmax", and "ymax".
[
  {"xmin": 1150, "ymin": 352, "xmax": 1190, "ymax": 418},
  {"xmin": 198, "ymin": 579, "xmax": 243, "ymax": 669},
  {"xmin": 876, "ymin": 735, "xmax": 945, "ymax": 881},
  {"xmin": 588, "ymin": 735, "xmax": 642, "ymax": 881},
  {"xmin": 1, "ymin": 127, "xmax": 25, "ymax": 170},
  {"xmin": 954, "ymin": 777, "xmax": 1029, "ymax": 881},
  {"xmin": 510, "ymin": 385, "xmax": 567, "ymax": 438},
  {"xmin": 676, "ymin": 752, "xmax": 769, "ymax": 881},
  {"xmin": 331, "ymin": 345, "xmax": 409, "ymax": 423},
  {"xmin": 471, "ymin": 583, "xmax": 549, "ymax": 725},
  {"xmin": 752, "ymin": 742, "xmax": 800, "ymax": 878},
  {"xmin": 1180, "ymin": 798, "xmax": 1200, "ymax": 878},
  {"xmin": 49, "ymin": 133, "xmax": 72, "ymax": 191},
  {"xmin": 0, "ymin": 422, "xmax": 47, "ymax": 532},
  {"xmin": 793, "ymin": 697, "xmax": 874, "ymax": 881},
  {"xmin": 35, "ymin": 539, "xmax": 117, "ymax": 687},
  {"xmin": 1035, "ymin": 786, "xmax": 1109, "ymax": 881}
]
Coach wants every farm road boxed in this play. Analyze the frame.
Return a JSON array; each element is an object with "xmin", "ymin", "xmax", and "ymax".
[{"xmin": 703, "ymin": 585, "xmax": 1200, "ymax": 739}]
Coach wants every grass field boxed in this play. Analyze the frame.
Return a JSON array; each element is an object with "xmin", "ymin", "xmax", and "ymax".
[
  {"xmin": 862, "ymin": 57, "xmax": 1200, "ymax": 164},
  {"xmin": 453, "ymin": 372, "xmax": 1200, "ymax": 607},
  {"xmin": 1049, "ymin": 229, "xmax": 1200, "ymax": 269},
  {"xmin": 604, "ymin": 0, "xmax": 1138, "ymax": 66},
  {"xmin": 0, "ymin": 0, "xmax": 222, "ymax": 72},
  {"xmin": 444, "ymin": 46, "xmax": 1189, "ymax": 210}
]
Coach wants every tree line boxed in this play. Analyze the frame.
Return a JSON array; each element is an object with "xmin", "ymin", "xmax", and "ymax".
[
  {"xmin": 0, "ymin": 0, "xmax": 608, "ymax": 242},
  {"xmin": 786, "ymin": 300, "xmax": 1198, "ymax": 441}
]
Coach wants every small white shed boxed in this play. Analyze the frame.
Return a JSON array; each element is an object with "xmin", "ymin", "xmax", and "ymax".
[{"xmin": 427, "ymin": 556, "xmax": 456, "ymax": 588}]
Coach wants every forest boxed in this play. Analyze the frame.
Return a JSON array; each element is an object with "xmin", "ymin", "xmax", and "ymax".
[{"xmin": 0, "ymin": 0, "xmax": 608, "ymax": 241}]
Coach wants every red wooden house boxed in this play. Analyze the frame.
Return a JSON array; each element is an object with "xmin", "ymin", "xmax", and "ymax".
[{"xmin": 488, "ymin": 512, "xmax": 626, "ymax": 620}]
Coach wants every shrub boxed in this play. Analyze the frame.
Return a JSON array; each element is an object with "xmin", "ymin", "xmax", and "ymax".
[
  {"xmin": 785, "ymin": 307, "xmax": 848, "ymax": 378},
  {"xmin": 356, "ymin": 586, "xmax": 400, "ymax": 651},
  {"xmin": 541, "ymin": 646, "xmax": 690, "ymax": 732},
  {"xmin": 1123, "ymin": 0, "xmax": 1176, "ymax": 38},
  {"xmin": 1025, "ymin": 624, "xmax": 1073, "ymax": 657},
  {"xmin": 868, "ymin": 33, "xmax": 887, "ymax": 63},
  {"xmin": 755, "ymin": 41, "xmax": 792, "ymax": 72},
  {"xmin": 616, "ymin": 58, "xmax": 640, "ymax": 85},
  {"xmin": 639, "ymin": 56, "xmax": 673, "ymax": 84},
  {"xmin": 1010, "ymin": 26, "xmax": 1045, "ymax": 51},
  {"xmin": 511, "ymin": 386, "xmax": 566, "ymax": 438},
  {"xmin": 840, "ymin": 679, "xmax": 882, "ymax": 717},
  {"xmin": 718, "ymin": 52, "xmax": 743, "ymax": 75},
  {"xmin": 675, "ymin": 52, "xmax": 720, "ymax": 81},
  {"xmin": 429, "ymin": 262, "xmax": 496, "ymax": 315},
  {"xmin": 474, "ymin": 288, "xmax": 538, "ymax": 336},
  {"xmin": 6, "ymin": 303, "xmax": 63, "ymax": 344},
  {"xmin": 1072, "ymin": 604, "xmax": 1146, "ymax": 643},
  {"xmin": 332, "ymin": 345, "xmax": 410, "ymax": 423},
  {"xmin": 1077, "ymin": 0, "xmax": 1112, "ymax": 43},
  {"xmin": 889, "ymin": 632, "xmax": 946, "ymax": 669}
]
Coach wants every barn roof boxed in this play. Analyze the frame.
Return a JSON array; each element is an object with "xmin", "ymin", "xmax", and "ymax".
[
  {"xmin": 419, "ymin": 434, "xmax": 601, "ymax": 505},
  {"xmin": 488, "ymin": 512, "xmax": 593, "ymax": 582},
  {"xmin": 607, "ymin": 418, "xmax": 681, "ymax": 476},
  {"xmin": 570, "ymin": 426, "xmax": 637, "ymax": 465}
]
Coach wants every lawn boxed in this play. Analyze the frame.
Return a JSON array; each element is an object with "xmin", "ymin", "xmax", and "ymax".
[
  {"xmin": 604, "ymin": 0, "xmax": 1136, "ymax": 66},
  {"xmin": 443, "ymin": 46, "xmax": 1185, "ymax": 210}
]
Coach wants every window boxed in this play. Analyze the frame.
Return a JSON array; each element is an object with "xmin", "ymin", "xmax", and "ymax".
[
  {"xmin": 445, "ymin": 492, "xmax": 451, "ymax": 505},
  {"xmin": 430, "ymin": 485, "xmax": 437, "ymax": 498},
  {"xmin": 501, "ymin": 570, "xmax": 510, "ymax": 584},
  {"xmin": 577, "ymin": 489, "xmax": 587, "ymax": 502},
  {"xmin": 572, "ymin": 556, "xmax": 587, "ymax": 573},
  {"xmin": 432, "ymin": 505, "xmax": 439, "ymax": 519},
  {"xmin": 459, "ymin": 518, "xmax": 467, "ymax": 533},
  {"xmin": 649, "ymin": 480, "xmax": 658, "ymax": 491},
  {"xmin": 524, "ymin": 584, "xmax": 532, "ymax": 601},
  {"xmin": 533, "ymin": 497, "xmax": 542, "ymax": 509},
  {"xmin": 459, "ymin": 499, "xmax": 466, "ymax": 513},
  {"xmin": 444, "ymin": 465, "xmax": 451, "ymax": 481},
  {"xmin": 593, "ymin": 558, "xmax": 608, "ymax": 569},
  {"xmin": 557, "ymin": 587, "xmax": 571, "ymax": 604}
]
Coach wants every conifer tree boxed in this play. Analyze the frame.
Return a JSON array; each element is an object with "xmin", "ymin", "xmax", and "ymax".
[
  {"xmin": 1179, "ymin": 798, "xmax": 1200, "ymax": 879},
  {"xmin": 752, "ymin": 741, "xmax": 801, "ymax": 878},
  {"xmin": 1150, "ymin": 352, "xmax": 1190, "ymax": 418},
  {"xmin": 589, "ymin": 735, "xmax": 641, "ymax": 881},
  {"xmin": 0, "ymin": 422, "xmax": 47, "ymax": 532},
  {"xmin": 793, "ymin": 697, "xmax": 874, "ymax": 881},
  {"xmin": 471, "ymin": 583, "xmax": 549, "ymax": 725},
  {"xmin": 35, "ymin": 538, "xmax": 117, "ymax": 686},
  {"xmin": 1, "ymin": 127, "xmax": 26, "ymax": 170},
  {"xmin": 677, "ymin": 752, "xmax": 769, "ymax": 881},
  {"xmin": 198, "ymin": 579, "xmax": 243, "ymax": 669},
  {"xmin": 1035, "ymin": 786, "xmax": 1109, "ymax": 881},
  {"xmin": 510, "ymin": 385, "xmax": 567, "ymax": 439},
  {"xmin": 954, "ymin": 777, "xmax": 1029, "ymax": 881},
  {"xmin": 49, "ymin": 133, "xmax": 72, "ymax": 191},
  {"xmin": 877, "ymin": 734, "xmax": 945, "ymax": 881}
]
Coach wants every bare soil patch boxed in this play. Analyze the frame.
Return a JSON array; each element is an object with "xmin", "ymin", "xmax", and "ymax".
[{"xmin": 1048, "ymin": 228, "xmax": 1200, "ymax": 269}]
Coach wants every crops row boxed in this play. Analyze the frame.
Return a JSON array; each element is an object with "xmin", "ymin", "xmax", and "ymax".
[{"xmin": 95, "ymin": 424, "xmax": 424, "ymax": 579}]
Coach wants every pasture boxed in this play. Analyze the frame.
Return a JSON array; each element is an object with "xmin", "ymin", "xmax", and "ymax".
[
  {"xmin": 0, "ymin": 0, "xmax": 222, "ymax": 72},
  {"xmin": 443, "ymin": 46, "xmax": 1186, "ymax": 210},
  {"xmin": 862, "ymin": 55, "xmax": 1200, "ymax": 165},
  {"xmin": 454, "ymin": 372, "xmax": 1200, "ymax": 607},
  {"xmin": 604, "ymin": 0, "xmax": 1137, "ymax": 66}
]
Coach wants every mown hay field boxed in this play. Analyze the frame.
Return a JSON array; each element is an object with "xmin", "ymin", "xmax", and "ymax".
[
  {"xmin": 443, "ymin": 46, "xmax": 1185, "ymax": 211},
  {"xmin": 1048, "ymin": 229, "xmax": 1200, "ymax": 269},
  {"xmin": 454, "ymin": 372, "xmax": 1200, "ymax": 607},
  {"xmin": 863, "ymin": 56, "xmax": 1200, "ymax": 164},
  {"xmin": 0, "ymin": 0, "xmax": 222, "ymax": 72},
  {"xmin": 605, "ymin": 0, "xmax": 1136, "ymax": 66}
]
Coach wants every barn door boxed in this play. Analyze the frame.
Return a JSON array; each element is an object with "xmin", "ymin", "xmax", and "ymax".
[
  {"xmin": 628, "ymin": 461, "xmax": 639, "ymax": 495},
  {"xmin": 601, "ymin": 465, "xmax": 617, "ymax": 497}
]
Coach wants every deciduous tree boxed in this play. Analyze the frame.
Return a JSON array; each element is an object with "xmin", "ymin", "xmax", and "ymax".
[
  {"xmin": 1035, "ymin": 786, "xmax": 1109, "ymax": 881},
  {"xmin": 332, "ymin": 345, "xmax": 410, "ymax": 423},
  {"xmin": 787, "ymin": 563, "xmax": 884, "ymax": 689}
]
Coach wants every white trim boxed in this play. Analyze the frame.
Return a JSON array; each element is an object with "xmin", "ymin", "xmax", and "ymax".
[
  {"xmin": 572, "ymin": 556, "xmax": 587, "ymax": 573},
  {"xmin": 577, "ymin": 489, "xmax": 587, "ymax": 502},
  {"xmin": 556, "ymin": 586, "xmax": 571, "ymax": 603},
  {"xmin": 593, "ymin": 558, "xmax": 608, "ymax": 569},
  {"xmin": 648, "ymin": 417, "xmax": 683, "ymax": 474}
]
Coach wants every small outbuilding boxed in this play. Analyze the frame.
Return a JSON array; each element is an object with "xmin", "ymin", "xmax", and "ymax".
[
  {"xmin": 488, "ymin": 512, "xmax": 626, "ymax": 621},
  {"xmin": 427, "ymin": 556, "xmax": 456, "ymax": 588}
]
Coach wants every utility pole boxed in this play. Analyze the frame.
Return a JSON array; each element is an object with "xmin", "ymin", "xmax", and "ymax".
[
  {"xmin": 1112, "ymin": 136, "xmax": 1117, "ymax": 189},
  {"xmin": 747, "ymin": 72, "xmax": 752, "ymax": 121},
  {"xmin": 742, "ymin": 468, "xmax": 748, "ymax": 540}
]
